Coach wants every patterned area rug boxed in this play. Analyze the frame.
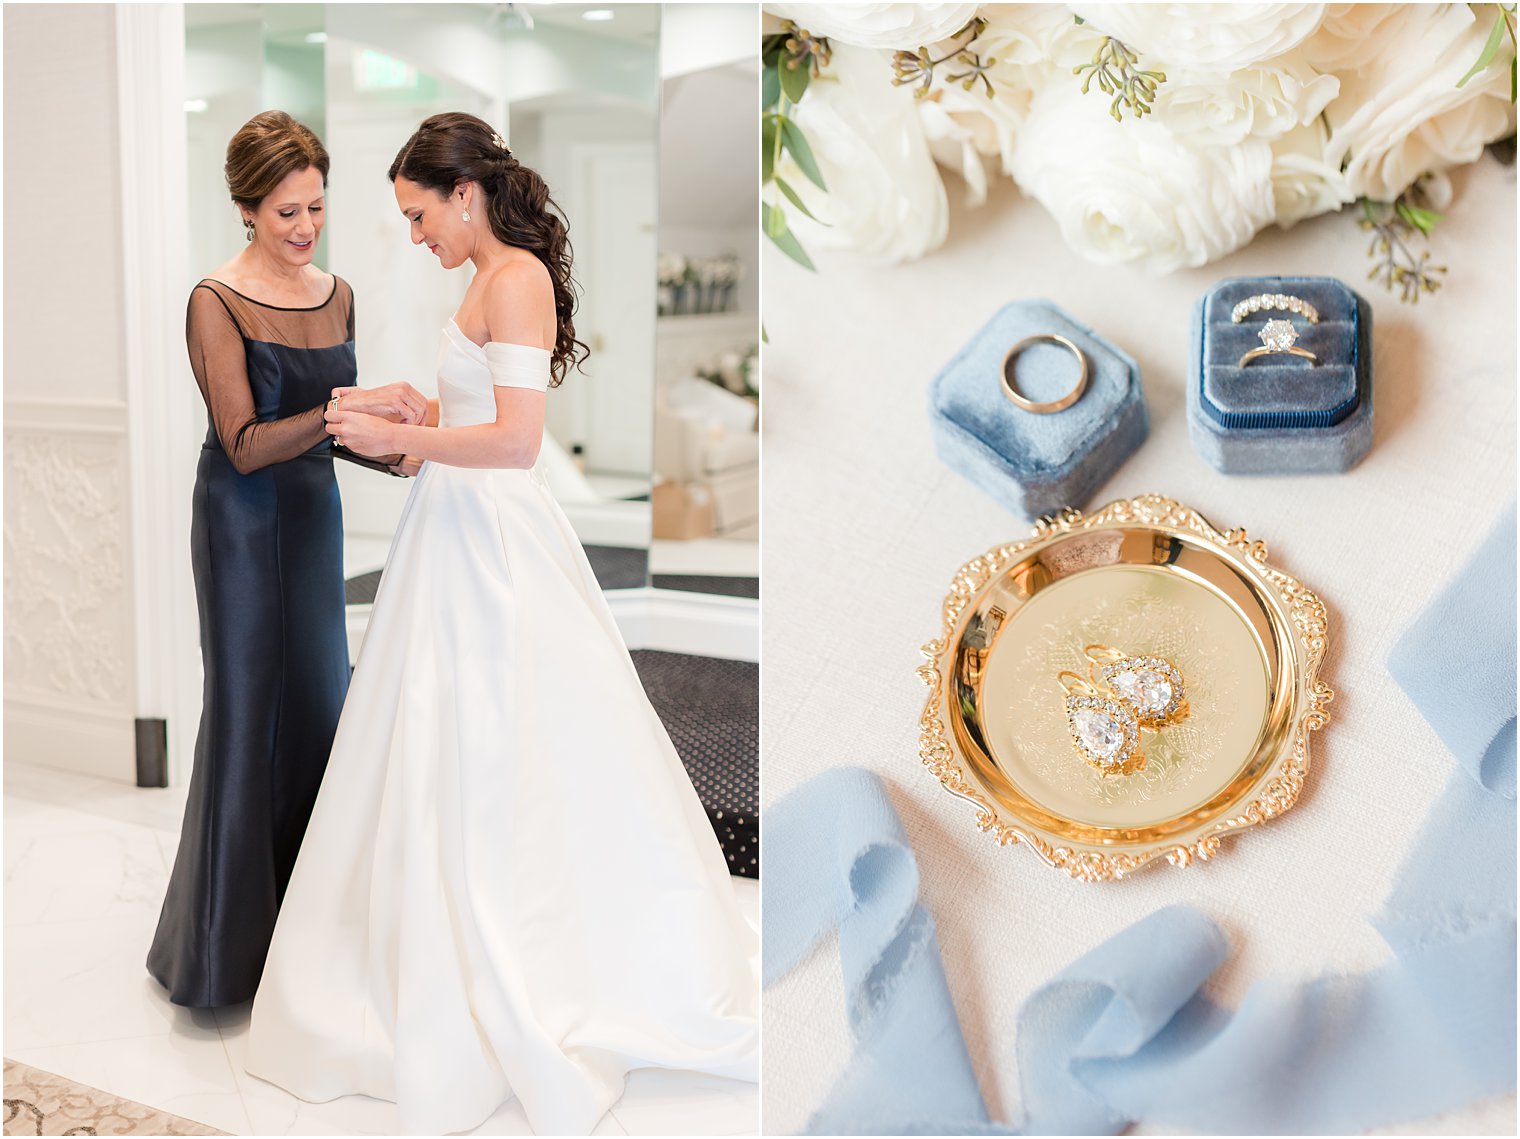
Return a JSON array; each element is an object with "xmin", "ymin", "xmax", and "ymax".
[{"xmin": 2, "ymin": 1060, "xmax": 224, "ymax": 1135}]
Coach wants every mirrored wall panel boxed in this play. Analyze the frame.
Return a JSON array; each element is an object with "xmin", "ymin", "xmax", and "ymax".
[{"xmin": 650, "ymin": 56, "xmax": 760, "ymax": 597}]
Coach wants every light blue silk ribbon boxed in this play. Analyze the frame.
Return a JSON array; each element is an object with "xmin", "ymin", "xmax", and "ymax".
[{"xmin": 765, "ymin": 506, "xmax": 1516, "ymax": 1134}]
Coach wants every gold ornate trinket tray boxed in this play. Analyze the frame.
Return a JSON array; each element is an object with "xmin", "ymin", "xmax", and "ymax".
[{"xmin": 916, "ymin": 495, "xmax": 1333, "ymax": 881}]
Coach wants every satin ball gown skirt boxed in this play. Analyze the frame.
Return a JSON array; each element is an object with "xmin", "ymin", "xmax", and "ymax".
[{"xmin": 245, "ymin": 460, "xmax": 759, "ymax": 1135}]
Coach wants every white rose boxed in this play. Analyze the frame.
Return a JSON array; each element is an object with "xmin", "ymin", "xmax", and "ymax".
[
  {"xmin": 1010, "ymin": 83, "xmax": 1277, "ymax": 272},
  {"xmin": 1320, "ymin": 3, "xmax": 1516, "ymax": 201},
  {"xmin": 777, "ymin": 44, "xmax": 949, "ymax": 262},
  {"xmin": 918, "ymin": 97, "xmax": 990, "ymax": 207},
  {"xmin": 913, "ymin": 5, "xmax": 1091, "ymax": 179},
  {"xmin": 1155, "ymin": 53, "xmax": 1340, "ymax": 146},
  {"xmin": 765, "ymin": 3, "xmax": 980, "ymax": 50},
  {"xmin": 1301, "ymin": 4, "xmax": 1411, "ymax": 74},
  {"xmin": 1069, "ymin": 3, "xmax": 1327, "ymax": 71},
  {"xmin": 1268, "ymin": 121, "xmax": 1355, "ymax": 227}
]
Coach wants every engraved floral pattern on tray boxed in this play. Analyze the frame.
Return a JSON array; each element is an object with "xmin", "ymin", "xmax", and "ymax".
[{"xmin": 1005, "ymin": 588, "xmax": 1236, "ymax": 807}]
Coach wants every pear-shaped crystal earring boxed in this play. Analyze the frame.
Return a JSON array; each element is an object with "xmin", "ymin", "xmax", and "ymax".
[
  {"xmin": 1058, "ymin": 671, "xmax": 1145, "ymax": 775},
  {"xmin": 461, "ymin": 208, "xmax": 471, "ymax": 223},
  {"xmin": 1085, "ymin": 645, "xmax": 1188, "ymax": 729}
]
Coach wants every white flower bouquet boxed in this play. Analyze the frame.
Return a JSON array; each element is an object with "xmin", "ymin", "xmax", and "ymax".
[{"xmin": 762, "ymin": 4, "xmax": 1516, "ymax": 298}]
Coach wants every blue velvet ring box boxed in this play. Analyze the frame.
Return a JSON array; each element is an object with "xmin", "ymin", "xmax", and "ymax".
[
  {"xmin": 929, "ymin": 300, "xmax": 1149, "ymax": 519},
  {"xmin": 1188, "ymin": 276, "xmax": 1373, "ymax": 474}
]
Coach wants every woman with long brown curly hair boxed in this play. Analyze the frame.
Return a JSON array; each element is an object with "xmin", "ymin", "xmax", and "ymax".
[{"xmin": 242, "ymin": 112, "xmax": 758, "ymax": 1135}]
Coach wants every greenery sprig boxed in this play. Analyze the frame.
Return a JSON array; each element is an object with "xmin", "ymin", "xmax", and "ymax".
[
  {"xmin": 1359, "ymin": 187, "xmax": 1447, "ymax": 303},
  {"xmin": 762, "ymin": 21, "xmax": 831, "ymax": 271},
  {"xmin": 1074, "ymin": 36, "xmax": 1166, "ymax": 121},
  {"xmin": 1456, "ymin": 3, "xmax": 1517, "ymax": 101},
  {"xmin": 890, "ymin": 17, "xmax": 997, "ymax": 99}
]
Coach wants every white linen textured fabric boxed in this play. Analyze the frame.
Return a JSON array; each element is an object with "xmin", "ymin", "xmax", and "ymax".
[
  {"xmin": 759, "ymin": 158, "xmax": 1515, "ymax": 1135},
  {"xmin": 244, "ymin": 321, "xmax": 759, "ymax": 1136}
]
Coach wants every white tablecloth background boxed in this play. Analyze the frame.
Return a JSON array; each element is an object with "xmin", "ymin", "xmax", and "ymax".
[{"xmin": 759, "ymin": 155, "xmax": 1517, "ymax": 1134}]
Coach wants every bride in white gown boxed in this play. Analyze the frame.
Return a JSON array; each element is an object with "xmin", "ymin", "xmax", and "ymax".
[{"xmin": 244, "ymin": 112, "xmax": 758, "ymax": 1136}]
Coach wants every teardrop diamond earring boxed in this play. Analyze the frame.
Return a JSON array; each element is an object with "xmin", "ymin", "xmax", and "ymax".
[
  {"xmin": 461, "ymin": 209, "xmax": 471, "ymax": 223},
  {"xmin": 1085, "ymin": 645, "xmax": 1189, "ymax": 729},
  {"xmin": 1058, "ymin": 671, "xmax": 1145, "ymax": 775}
]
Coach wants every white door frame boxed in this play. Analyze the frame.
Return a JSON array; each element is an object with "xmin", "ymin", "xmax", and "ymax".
[{"xmin": 117, "ymin": 3, "xmax": 202, "ymax": 783}]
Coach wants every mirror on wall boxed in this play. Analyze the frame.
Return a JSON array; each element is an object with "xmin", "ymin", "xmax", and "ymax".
[
  {"xmin": 184, "ymin": 3, "xmax": 660, "ymax": 600},
  {"xmin": 649, "ymin": 57, "xmax": 760, "ymax": 598}
]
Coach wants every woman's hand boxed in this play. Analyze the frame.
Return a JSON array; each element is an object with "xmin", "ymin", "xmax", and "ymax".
[
  {"xmin": 330, "ymin": 383, "xmax": 427, "ymax": 426},
  {"xmin": 388, "ymin": 455, "xmax": 424, "ymax": 478},
  {"xmin": 325, "ymin": 406, "xmax": 397, "ymax": 457}
]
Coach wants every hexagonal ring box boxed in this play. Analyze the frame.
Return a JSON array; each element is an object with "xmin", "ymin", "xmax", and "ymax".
[
  {"xmin": 1188, "ymin": 275, "xmax": 1373, "ymax": 474},
  {"xmin": 929, "ymin": 299, "xmax": 1149, "ymax": 519}
]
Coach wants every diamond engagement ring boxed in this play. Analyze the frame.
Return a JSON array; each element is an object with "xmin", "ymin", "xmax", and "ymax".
[{"xmin": 1239, "ymin": 319, "xmax": 1317, "ymax": 367}]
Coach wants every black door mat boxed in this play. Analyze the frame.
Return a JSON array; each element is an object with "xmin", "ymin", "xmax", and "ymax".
[{"xmin": 631, "ymin": 650, "xmax": 758, "ymax": 879}]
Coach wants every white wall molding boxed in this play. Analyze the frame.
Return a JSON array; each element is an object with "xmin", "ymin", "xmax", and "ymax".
[
  {"xmin": 3, "ymin": 699, "xmax": 139, "ymax": 782},
  {"xmin": 605, "ymin": 587, "xmax": 759, "ymax": 662},
  {"xmin": 117, "ymin": 2, "xmax": 201, "ymax": 782}
]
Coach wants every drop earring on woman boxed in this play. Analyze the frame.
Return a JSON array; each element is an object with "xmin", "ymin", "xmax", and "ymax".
[
  {"xmin": 461, "ymin": 208, "xmax": 471, "ymax": 222},
  {"xmin": 244, "ymin": 218, "xmax": 255, "ymax": 241}
]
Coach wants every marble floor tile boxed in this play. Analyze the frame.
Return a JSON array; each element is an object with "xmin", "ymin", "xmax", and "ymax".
[
  {"xmin": 6, "ymin": 762, "xmax": 760, "ymax": 1137},
  {"xmin": 4, "ymin": 914, "xmax": 214, "ymax": 1050}
]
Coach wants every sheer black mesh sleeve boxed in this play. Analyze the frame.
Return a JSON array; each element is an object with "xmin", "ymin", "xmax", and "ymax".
[{"xmin": 186, "ymin": 285, "xmax": 330, "ymax": 475}]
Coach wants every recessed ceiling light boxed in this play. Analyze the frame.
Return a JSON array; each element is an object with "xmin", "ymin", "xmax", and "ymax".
[
  {"xmin": 582, "ymin": 9, "xmax": 615, "ymax": 21},
  {"xmin": 305, "ymin": 31, "xmax": 327, "ymax": 44},
  {"xmin": 184, "ymin": 98, "xmax": 209, "ymax": 113}
]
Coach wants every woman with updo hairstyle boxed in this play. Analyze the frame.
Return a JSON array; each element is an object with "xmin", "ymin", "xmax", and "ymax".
[
  {"xmin": 245, "ymin": 112, "xmax": 759, "ymax": 1135},
  {"xmin": 148, "ymin": 110, "xmax": 426, "ymax": 1008}
]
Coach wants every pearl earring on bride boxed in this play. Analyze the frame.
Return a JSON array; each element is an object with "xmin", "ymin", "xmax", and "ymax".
[{"xmin": 461, "ymin": 209, "xmax": 471, "ymax": 223}]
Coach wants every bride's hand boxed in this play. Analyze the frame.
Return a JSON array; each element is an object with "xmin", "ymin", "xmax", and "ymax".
[
  {"xmin": 330, "ymin": 383, "xmax": 427, "ymax": 426},
  {"xmin": 325, "ymin": 407, "xmax": 396, "ymax": 457}
]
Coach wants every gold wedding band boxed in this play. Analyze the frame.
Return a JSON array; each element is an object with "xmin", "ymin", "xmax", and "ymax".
[
  {"xmin": 1239, "ymin": 345, "xmax": 1318, "ymax": 366},
  {"xmin": 1000, "ymin": 334, "xmax": 1089, "ymax": 414}
]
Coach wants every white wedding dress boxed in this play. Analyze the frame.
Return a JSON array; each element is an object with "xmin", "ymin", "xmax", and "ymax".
[{"xmin": 244, "ymin": 321, "xmax": 759, "ymax": 1135}]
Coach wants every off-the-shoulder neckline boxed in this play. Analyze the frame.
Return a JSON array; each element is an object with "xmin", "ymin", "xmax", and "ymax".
[
  {"xmin": 200, "ymin": 275, "xmax": 340, "ymax": 312},
  {"xmin": 446, "ymin": 317, "xmax": 551, "ymax": 356}
]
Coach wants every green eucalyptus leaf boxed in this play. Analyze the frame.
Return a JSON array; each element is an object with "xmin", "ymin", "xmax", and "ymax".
[
  {"xmin": 779, "ymin": 55, "xmax": 811, "ymax": 104},
  {"xmin": 775, "ymin": 176, "xmax": 828, "ymax": 225},
  {"xmin": 779, "ymin": 118, "xmax": 827, "ymax": 190},
  {"xmin": 762, "ymin": 64, "xmax": 781, "ymax": 111},
  {"xmin": 763, "ymin": 206, "xmax": 818, "ymax": 272},
  {"xmin": 1396, "ymin": 201, "xmax": 1443, "ymax": 236},
  {"xmin": 761, "ymin": 117, "xmax": 778, "ymax": 184},
  {"xmin": 761, "ymin": 200, "xmax": 786, "ymax": 239},
  {"xmin": 1457, "ymin": 10, "xmax": 1507, "ymax": 88}
]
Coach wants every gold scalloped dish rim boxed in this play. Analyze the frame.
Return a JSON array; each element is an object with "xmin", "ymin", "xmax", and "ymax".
[{"xmin": 915, "ymin": 494, "xmax": 1334, "ymax": 882}]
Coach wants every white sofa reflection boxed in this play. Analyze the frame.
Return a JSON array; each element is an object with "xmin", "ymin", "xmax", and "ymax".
[{"xmin": 654, "ymin": 377, "xmax": 759, "ymax": 537}]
